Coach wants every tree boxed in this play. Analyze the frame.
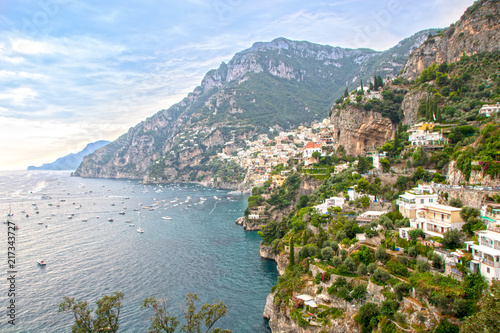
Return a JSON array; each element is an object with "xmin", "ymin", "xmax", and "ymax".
[
  {"xmin": 59, "ymin": 292, "xmax": 124, "ymax": 333},
  {"xmin": 380, "ymin": 158, "xmax": 390, "ymax": 173},
  {"xmin": 352, "ymin": 284, "xmax": 367, "ymax": 300},
  {"xmin": 180, "ymin": 294, "xmax": 230, "ymax": 333},
  {"xmin": 375, "ymin": 246, "xmax": 388, "ymax": 263},
  {"xmin": 344, "ymin": 87, "xmax": 349, "ymax": 98},
  {"xmin": 321, "ymin": 247, "xmax": 334, "ymax": 261},
  {"xmin": 357, "ymin": 157, "xmax": 373, "ymax": 174},
  {"xmin": 289, "ymin": 236, "xmax": 295, "ymax": 267},
  {"xmin": 461, "ymin": 280, "xmax": 500, "ymax": 332},
  {"xmin": 360, "ymin": 195, "xmax": 370, "ymax": 208},
  {"xmin": 443, "ymin": 229, "xmax": 462, "ymax": 249},
  {"xmin": 356, "ymin": 178, "xmax": 369, "ymax": 192},
  {"xmin": 435, "ymin": 319, "xmax": 459, "ymax": 333},
  {"xmin": 355, "ymin": 303, "xmax": 380, "ymax": 333},
  {"xmin": 344, "ymin": 257, "xmax": 357, "ymax": 273},
  {"xmin": 357, "ymin": 263, "xmax": 368, "ymax": 276},
  {"xmin": 394, "ymin": 282, "xmax": 410, "ymax": 301},
  {"xmin": 143, "ymin": 297, "xmax": 180, "ymax": 333}
]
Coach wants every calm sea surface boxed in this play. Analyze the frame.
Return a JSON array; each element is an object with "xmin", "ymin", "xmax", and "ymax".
[{"xmin": 0, "ymin": 171, "xmax": 277, "ymax": 332}]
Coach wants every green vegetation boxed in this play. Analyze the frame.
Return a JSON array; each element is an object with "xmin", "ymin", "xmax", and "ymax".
[{"xmin": 59, "ymin": 292, "xmax": 231, "ymax": 333}]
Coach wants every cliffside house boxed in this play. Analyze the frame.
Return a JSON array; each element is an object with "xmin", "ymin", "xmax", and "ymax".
[
  {"xmin": 397, "ymin": 184, "xmax": 438, "ymax": 219},
  {"xmin": 356, "ymin": 211, "xmax": 387, "ymax": 225},
  {"xmin": 314, "ymin": 197, "xmax": 345, "ymax": 214},
  {"xmin": 412, "ymin": 204, "xmax": 465, "ymax": 238},
  {"xmin": 465, "ymin": 222, "xmax": 500, "ymax": 282},
  {"xmin": 303, "ymin": 142, "xmax": 322, "ymax": 158},
  {"xmin": 409, "ymin": 130, "xmax": 446, "ymax": 146},
  {"xmin": 370, "ymin": 152, "xmax": 386, "ymax": 170},
  {"xmin": 481, "ymin": 202, "xmax": 500, "ymax": 225},
  {"xmin": 479, "ymin": 103, "xmax": 499, "ymax": 117}
]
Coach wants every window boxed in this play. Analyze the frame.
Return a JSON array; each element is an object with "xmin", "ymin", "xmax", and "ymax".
[
  {"xmin": 487, "ymin": 267, "xmax": 490, "ymax": 274},
  {"xmin": 429, "ymin": 199, "xmax": 433, "ymax": 203},
  {"xmin": 421, "ymin": 199, "xmax": 424, "ymax": 204}
]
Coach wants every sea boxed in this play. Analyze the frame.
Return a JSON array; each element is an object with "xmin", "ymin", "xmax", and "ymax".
[{"xmin": 0, "ymin": 171, "xmax": 277, "ymax": 332}]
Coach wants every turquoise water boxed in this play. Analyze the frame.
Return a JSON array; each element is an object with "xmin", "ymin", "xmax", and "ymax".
[{"xmin": 0, "ymin": 171, "xmax": 277, "ymax": 332}]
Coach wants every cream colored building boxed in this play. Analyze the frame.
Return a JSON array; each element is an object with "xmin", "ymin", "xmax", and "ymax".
[{"xmin": 397, "ymin": 184, "xmax": 438, "ymax": 219}]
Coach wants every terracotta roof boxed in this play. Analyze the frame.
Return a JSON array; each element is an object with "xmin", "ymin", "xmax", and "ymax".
[{"xmin": 304, "ymin": 142, "xmax": 321, "ymax": 149}]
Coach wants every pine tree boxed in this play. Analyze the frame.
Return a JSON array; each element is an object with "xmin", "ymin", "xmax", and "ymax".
[
  {"xmin": 289, "ymin": 235, "xmax": 295, "ymax": 267},
  {"xmin": 360, "ymin": 80, "xmax": 364, "ymax": 93},
  {"xmin": 344, "ymin": 87, "xmax": 349, "ymax": 98}
]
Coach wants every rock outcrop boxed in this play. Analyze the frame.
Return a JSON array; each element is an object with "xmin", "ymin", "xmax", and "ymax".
[
  {"xmin": 401, "ymin": 0, "xmax": 500, "ymax": 80},
  {"xmin": 331, "ymin": 105, "xmax": 396, "ymax": 156},
  {"xmin": 401, "ymin": 90, "xmax": 430, "ymax": 126}
]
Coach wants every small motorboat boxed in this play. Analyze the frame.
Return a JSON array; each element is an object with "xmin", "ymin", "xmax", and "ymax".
[
  {"xmin": 137, "ymin": 227, "xmax": 144, "ymax": 233},
  {"xmin": 119, "ymin": 211, "xmax": 125, "ymax": 215},
  {"xmin": 125, "ymin": 220, "xmax": 132, "ymax": 223},
  {"xmin": 129, "ymin": 223, "xmax": 135, "ymax": 227},
  {"xmin": 108, "ymin": 218, "xmax": 114, "ymax": 222},
  {"xmin": 82, "ymin": 219, "xmax": 88, "ymax": 222},
  {"xmin": 162, "ymin": 216, "xmax": 171, "ymax": 220},
  {"xmin": 37, "ymin": 260, "xmax": 47, "ymax": 266}
]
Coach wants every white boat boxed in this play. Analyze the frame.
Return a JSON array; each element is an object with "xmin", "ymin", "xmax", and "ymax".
[
  {"xmin": 129, "ymin": 224, "xmax": 135, "ymax": 227},
  {"xmin": 162, "ymin": 216, "xmax": 171, "ymax": 220},
  {"xmin": 37, "ymin": 260, "xmax": 47, "ymax": 266},
  {"xmin": 119, "ymin": 211, "xmax": 125, "ymax": 215},
  {"xmin": 125, "ymin": 220, "xmax": 132, "ymax": 223},
  {"xmin": 108, "ymin": 218, "xmax": 114, "ymax": 222},
  {"xmin": 82, "ymin": 219, "xmax": 88, "ymax": 222},
  {"xmin": 137, "ymin": 227, "xmax": 144, "ymax": 233}
]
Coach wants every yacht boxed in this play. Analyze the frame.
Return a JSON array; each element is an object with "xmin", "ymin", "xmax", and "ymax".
[{"xmin": 137, "ymin": 227, "xmax": 144, "ymax": 233}]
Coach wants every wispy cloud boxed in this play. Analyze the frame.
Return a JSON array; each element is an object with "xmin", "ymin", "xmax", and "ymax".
[{"xmin": 0, "ymin": 0, "xmax": 475, "ymax": 170}]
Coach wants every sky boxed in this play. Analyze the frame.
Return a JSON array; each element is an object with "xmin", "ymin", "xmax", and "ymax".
[{"xmin": 0, "ymin": 0, "xmax": 475, "ymax": 170}]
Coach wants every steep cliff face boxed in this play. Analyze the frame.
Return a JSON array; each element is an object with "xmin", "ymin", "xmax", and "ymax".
[
  {"xmin": 76, "ymin": 32, "xmax": 433, "ymax": 182},
  {"xmin": 401, "ymin": 90, "xmax": 430, "ymax": 126},
  {"xmin": 401, "ymin": 0, "xmax": 500, "ymax": 80},
  {"xmin": 330, "ymin": 105, "xmax": 396, "ymax": 156},
  {"xmin": 446, "ymin": 160, "xmax": 500, "ymax": 187}
]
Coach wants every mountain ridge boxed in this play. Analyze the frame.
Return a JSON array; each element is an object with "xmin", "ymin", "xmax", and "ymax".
[
  {"xmin": 28, "ymin": 140, "xmax": 110, "ymax": 171},
  {"xmin": 74, "ymin": 30, "xmax": 436, "ymax": 182}
]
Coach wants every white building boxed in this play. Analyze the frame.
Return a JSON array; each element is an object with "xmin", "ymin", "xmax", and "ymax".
[
  {"xmin": 314, "ymin": 197, "xmax": 345, "ymax": 214},
  {"xmin": 479, "ymin": 103, "xmax": 499, "ymax": 117},
  {"xmin": 356, "ymin": 211, "xmax": 387, "ymax": 225},
  {"xmin": 303, "ymin": 142, "xmax": 322, "ymax": 158},
  {"xmin": 466, "ymin": 223, "xmax": 500, "ymax": 282},
  {"xmin": 409, "ymin": 131, "xmax": 446, "ymax": 146},
  {"xmin": 397, "ymin": 184, "xmax": 438, "ymax": 219},
  {"xmin": 371, "ymin": 153, "xmax": 386, "ymax": 170}
]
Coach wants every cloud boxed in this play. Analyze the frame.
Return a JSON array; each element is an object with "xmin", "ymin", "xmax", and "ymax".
[{"xmin": 0, "ymin": 87, "xmax": 38, "ymax": 105}]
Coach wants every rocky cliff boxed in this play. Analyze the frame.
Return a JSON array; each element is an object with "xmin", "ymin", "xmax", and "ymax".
[
  {"xmin": 76, "ymin": 32, "xmax": 434, "ymax": 183},
  {"xmin": 401, "ymin": 0, "xmax": 500, "ymax": 80},
  {"xmin": 331, "ymin": 105, "xmax": 396, "ymax": 156}
]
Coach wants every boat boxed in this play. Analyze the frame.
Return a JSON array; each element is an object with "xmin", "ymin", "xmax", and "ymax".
[
  {"xmin": 162, "ymin": 216, "xmax": 171, "ymax": 220},
  {"xmin": 119, "ymin": 211, "xmax": 125, "ymax": 215},
  {"xmin": 125, "ymin": 220, "xmax": 132, "ymax": 223},
  {"xmin": 37, "ymin": 260, "xmax": 46, "ymax": 266},
  {"xmin": 108, "ymin": 218, "xmax": 114, "ymax": 222},
  {"xmin": 82, "ymin": 219, "xmax": 88, "ymax": 222},
  {"xmin": 129, "ymin": 224, "xmax": 135, "ymax": 227},
  {"xmin": 137, "ymin": 227, "xmax": 144, "ymax": 233},
  {"xmin": 67, "ymin": 216, "xmax": 72, "ymax": 220}
]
